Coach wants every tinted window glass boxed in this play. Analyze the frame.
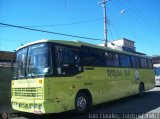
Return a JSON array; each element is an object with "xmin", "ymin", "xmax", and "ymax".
[
  {"xmin": 119, "ymin": 54, "xmax": 131, "ymax": 68},
  {"xmin": 82, "ymin": 47, "xmax": 104, "ymax": 66},
  {"xmin": 131, "ymin": 56, "xmax": 140, "ymax": 68},
  {"xmin": 56, "ymin": 46, "xmax": 82, "ymax": 76},
  {"xmin": 105, "ymin": 51, "xmax": 119, "ymax": 67},
  {"xmin": 56, "ymin": 46, "xmax": 80, "ymax": 65},
  {"xmin": 140, "ymin": 58, "xmax": 148, "ymax": 68},
  {"xmin": 147, "ymin": 59, "xmax": 153, "ymax": 69},
  {"xmin": 63, "ymin": 47, "xmax": 70, "ymax": 64}
]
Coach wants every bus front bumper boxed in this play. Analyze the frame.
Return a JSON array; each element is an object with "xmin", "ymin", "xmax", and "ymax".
[{"xmin": 11, "ymin": 98, "xmax": 56, "ymax": 114}]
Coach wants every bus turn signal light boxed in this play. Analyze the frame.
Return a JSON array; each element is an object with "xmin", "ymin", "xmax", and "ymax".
[{"xmin": 39, "ymin": 80, "xmax": 42, "ymax": 84}]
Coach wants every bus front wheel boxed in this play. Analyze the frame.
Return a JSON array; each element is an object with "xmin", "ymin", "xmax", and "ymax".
[{"xmin": 75, "ymin": 92, "xmax": 89, "ymax": 113}]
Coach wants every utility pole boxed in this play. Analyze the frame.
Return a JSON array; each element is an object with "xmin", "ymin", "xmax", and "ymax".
[{"xmin": 98, "ymin": 0, "xmax": 108, "ymax": 47}]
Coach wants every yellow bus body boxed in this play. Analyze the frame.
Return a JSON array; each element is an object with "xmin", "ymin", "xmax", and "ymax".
[
  {"xmin": 11, "ymin": 40, "xmax": 155, "ymax": 114},
  {"xmin": 11, "ymin": 67, "xmax": 155, "ymax": 113}
]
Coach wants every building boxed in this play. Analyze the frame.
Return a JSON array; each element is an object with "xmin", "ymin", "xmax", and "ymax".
[
  {"xmin": 107, "ymin": 38, "xmax": 136, "ymax": 52},
  {"xmin": 0, "ymin": 51, "xmax": 15, "ymax": 106},
  {"xmin": 0, "ymin": 51, "xmax": 15, "ymax": 67},
  {"xmin": 98, "ymin": 38, "xmax": 145, "ymax": 55}
]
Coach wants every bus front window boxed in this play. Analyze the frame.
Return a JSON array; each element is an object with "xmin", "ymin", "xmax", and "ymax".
[
  {"xmin": 14, "ymin": 48, "xmax": 27, "ymax": 78},
  {"xmin": 27, "ymin": 43, "xmax": 52, "ymax": 77}
]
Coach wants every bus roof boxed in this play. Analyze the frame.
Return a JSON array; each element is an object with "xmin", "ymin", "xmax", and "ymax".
[{"xmin": 17, "ymin": 39, "xmax": 151, "ymax": 59}]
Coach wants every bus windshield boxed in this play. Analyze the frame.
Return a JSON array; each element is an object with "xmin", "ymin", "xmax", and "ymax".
[
  {"xmin": 14, "ymin": 43, "xmax": 52, "ymax": 78},
  {"xmin": 155, "ymin": 67, "xmax": 160, "ymax": 76}
]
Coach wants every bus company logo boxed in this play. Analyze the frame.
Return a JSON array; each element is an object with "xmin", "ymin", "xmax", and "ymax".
[
  {"xmin": 2, "ymin": 113, "xmax": 8, "ymax": 119},
  {"xmin": 135, "ymin": 70, "xmax": 140, "ymax": 82}
]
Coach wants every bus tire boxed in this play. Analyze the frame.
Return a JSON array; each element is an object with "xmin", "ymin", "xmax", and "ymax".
[
  {"xmin": 139, "ymin": 83, "xmax": 144, "ymax": 97},
  {"xmin": 75, "ymin": 92, "xmax": 90, "ymax": 113}
]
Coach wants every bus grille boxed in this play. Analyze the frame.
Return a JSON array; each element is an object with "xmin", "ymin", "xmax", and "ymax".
[{"xmin": 12, "ymin": 87, "xmax": 43, "ymax": 98}]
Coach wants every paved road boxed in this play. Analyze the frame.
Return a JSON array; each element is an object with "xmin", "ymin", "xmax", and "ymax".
[{"xmin": 1, "ymin": 87, "xmax": 160, "ymax": 119}]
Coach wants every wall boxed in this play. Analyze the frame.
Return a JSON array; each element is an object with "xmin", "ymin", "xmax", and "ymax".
[{"xmin": 0, "ymin": 67, "xmax": 14, "ymax": 106}]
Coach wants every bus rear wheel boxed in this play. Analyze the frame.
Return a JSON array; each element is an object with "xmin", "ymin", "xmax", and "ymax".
[{"xmin": 75, "ymin": 92, "xmax": 89, "ymax": 113}]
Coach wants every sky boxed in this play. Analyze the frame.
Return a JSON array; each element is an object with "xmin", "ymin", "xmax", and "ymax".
[{"xmin": 0, "ymin": 0, "xmax": 160, "ymax": 56}]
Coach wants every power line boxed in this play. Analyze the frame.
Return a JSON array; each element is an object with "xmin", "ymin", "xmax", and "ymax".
[
  {"xmin": 107, "ymin": 10, "xmax": 126, "ymax": 39},
  {"xmin": 28, "ymin": 17, "xmax": 102, "ymax": 27},
  {"xmin": 124, "ymin": 1, "xmax": 160, "ymax": 33},
  {"xmin": 0, "ymin": 22, "xmax": 104, "ymax": 41},
  {"xmin": 115, "ymin": 1, "xmax": 160, "ymax": 37},
  {"xmin": 109, "ymin": 23, "xmax": 121, "ymax": 38},
  {"xmin": 129, "ymin": 0, "xmax": 160, "ymax": 30},
  {"xmin": 0, "ymin": 17, "xmax": 103, "ymax": 28},
  {"xmin": 108, "ymin": 25, "xmax": 114, "ymax": 40}
]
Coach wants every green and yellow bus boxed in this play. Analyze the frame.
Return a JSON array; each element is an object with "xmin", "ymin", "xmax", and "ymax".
[{"xmin": 11, "ymin": 39, "xmax": 155, "ymax": 114}]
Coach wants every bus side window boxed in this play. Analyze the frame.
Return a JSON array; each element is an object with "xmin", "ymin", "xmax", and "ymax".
[
  {"xmin": 105, "ymin": 51, "xmax": 120, "ymax": 67},
  {"xmin": 119, "ymin": 54, "xmax": 131, "ymax": 68},
  {"xmin": 147, "ymin": 59, "xmax": 153, "ymax": 69},
  {"xmin": 57, "ymin": 48, "xmax": 63, "ymax": 63},
  {"xmin": 57, "ymin": 47, "xmax": 64, "ymax": 75},
  {"xmin": 56, "ymin": 46, "xmax": 82, "ymax": 76},
  {"xmin": 131, "ymin": 56, "xmax": 140, "ymax": 68},
  {"xmin": 81, "ymin": 46, "xmax": 104, "ymax": 66},
  {"xmin": 140, "ymin": 58, "xmax": 148, "ymax": 69}
]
